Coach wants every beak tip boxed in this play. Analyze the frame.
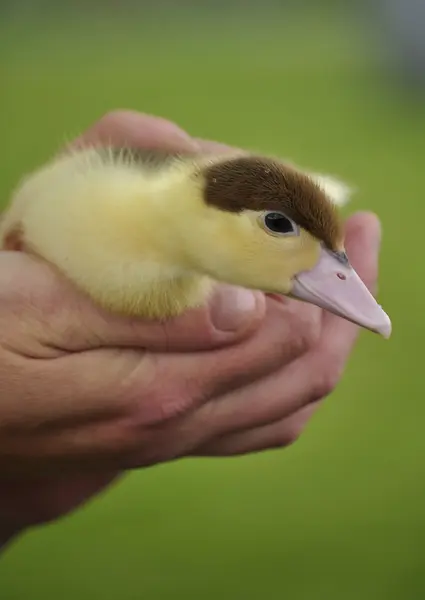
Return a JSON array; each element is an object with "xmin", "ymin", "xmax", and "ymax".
[{"xmin": 375, "ymin": 313, "xmax": 392, "ymax": 339}]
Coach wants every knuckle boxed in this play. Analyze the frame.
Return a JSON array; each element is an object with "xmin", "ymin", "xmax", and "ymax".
[
  {"xmin": 153, "ymin": 390, "xmax": 195, "ymax": 423},
  {"xmin": 310, "ymin": 364, "xmax": 341, "ymax": 401},
  {"xmin": 286, "ymin": 310, "xmax": 321, "ymax": 357},
  {"xmin": 121, "ymin": 356, "xmax": 201, "ymax": 427},
  {"xmin": 125, "ymin": 428, "xmax": 177, "ymax": 467},
  {"xmin": 278, "ymin": 421, "xmax": 305, "ymax": 447},
  {"xmin": 117, "ymin": 411, "xmax": 199, "ymax": 469}
]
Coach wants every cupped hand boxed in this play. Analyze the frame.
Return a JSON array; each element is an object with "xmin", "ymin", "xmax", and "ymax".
[{"xmin": 0, "ymin": 110, "xmax": 381, "ymax": 545}]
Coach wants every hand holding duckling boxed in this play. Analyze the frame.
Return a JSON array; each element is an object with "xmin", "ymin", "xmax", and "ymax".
[{"xmin": 0, "ymin": 111, "xmax": 382, "ymax": 546}]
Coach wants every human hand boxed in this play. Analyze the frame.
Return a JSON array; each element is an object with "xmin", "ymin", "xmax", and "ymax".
[{"xmin": 0, "ymin": 111, "xmax": 381, "ymax": 546}]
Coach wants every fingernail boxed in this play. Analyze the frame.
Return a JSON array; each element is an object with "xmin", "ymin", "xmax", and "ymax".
[{"xmin": 210, "ymin": 285, "xmax": 258, "ymax": 331}]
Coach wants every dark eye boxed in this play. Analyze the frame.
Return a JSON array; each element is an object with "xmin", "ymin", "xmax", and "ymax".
[{"xmin": 262, "ymin": 212, "xmax": 298, "ymax": 236}]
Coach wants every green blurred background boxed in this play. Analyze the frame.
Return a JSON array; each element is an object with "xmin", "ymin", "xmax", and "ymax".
[{"xmin": 1, "ymin": 1, "xmax": 425, "ymax": 598}]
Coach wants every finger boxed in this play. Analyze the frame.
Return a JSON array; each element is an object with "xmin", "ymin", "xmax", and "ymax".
[
  {"xmin": 0, "ymin": 252, "xmax": 265, "ymax": 355},
  {"xmin": 184, "ymin": 336, "xmax": 330, "ymax": 442},
  {"xmin": 193, "ymin": 403, "xmax": 317, "ymax": 457},
  {"xmin": 195, "ymin": 138, "xmax": 237, "ymax": 154},
  {"xmin": 69, "ymin": 110, "xmax": 200, "ymax": 153}
]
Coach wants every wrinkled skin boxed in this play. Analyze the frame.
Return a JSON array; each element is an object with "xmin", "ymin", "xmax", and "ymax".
[{"xmin": 0, "ymin": 110, "xmax": 381, "ymax": 549}]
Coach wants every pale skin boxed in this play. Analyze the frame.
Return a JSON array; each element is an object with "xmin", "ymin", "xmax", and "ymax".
[{"xmin": 0, "ymin": 110, "xmax": 381, "ymax": 550}]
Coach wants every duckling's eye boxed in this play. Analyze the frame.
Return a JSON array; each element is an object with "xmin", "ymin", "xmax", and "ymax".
[{"xmin": 261, "ymin": 212, "xmax": 299, "ymax": 237}]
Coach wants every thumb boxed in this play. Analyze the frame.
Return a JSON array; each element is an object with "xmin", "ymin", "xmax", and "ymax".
[
  {"xmin": 82, "ymin": 284, "xmax": 266, "ymax": 352},
  {"xmin": 0, "ymin": 252, "xmax": 265, "ymax": 353}
]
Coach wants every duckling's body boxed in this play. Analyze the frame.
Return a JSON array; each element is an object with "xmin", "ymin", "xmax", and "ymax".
[
  {"xmin": 0, "ymin": 146, "xmax": 391, "ymax": 336},
  {"xmin": 1, "ymin": 148, "xmax": 220, "ymax": 317}
]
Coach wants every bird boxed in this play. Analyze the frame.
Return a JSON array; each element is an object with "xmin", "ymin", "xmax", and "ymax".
[{"xmin": 0, "ymin": 146, "xmax": 391, "ymax": 337}]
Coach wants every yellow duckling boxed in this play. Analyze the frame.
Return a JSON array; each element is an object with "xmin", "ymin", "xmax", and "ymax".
[{"xmin": 0, "ymin": 147, "xmax": 391, "ymax": 337}]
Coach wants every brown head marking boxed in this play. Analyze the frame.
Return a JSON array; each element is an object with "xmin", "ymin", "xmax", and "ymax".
[{"xmin": 202, "ymin": 156, "xmax": 344, "ymax": 250}]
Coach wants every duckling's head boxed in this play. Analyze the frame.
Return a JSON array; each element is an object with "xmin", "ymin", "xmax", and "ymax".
[{"xmin": 176, "ymin": 154, "xmax": 390, "ymax": 337}]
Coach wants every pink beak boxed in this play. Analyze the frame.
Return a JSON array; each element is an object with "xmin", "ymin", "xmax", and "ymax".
[{"xmin": 290, "ymin": 247, "xmax": 391, "ymax": 338}]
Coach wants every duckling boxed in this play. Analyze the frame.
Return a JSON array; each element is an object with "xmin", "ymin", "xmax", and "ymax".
[{"xmin": 0, "ymin": 147, "xmax": 391, "ymax": 337}]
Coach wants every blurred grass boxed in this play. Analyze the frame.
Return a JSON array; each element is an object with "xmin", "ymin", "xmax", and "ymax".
[{"xmin": 1, "ymin": 5, "xmax": 425, "ymax": 599}]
